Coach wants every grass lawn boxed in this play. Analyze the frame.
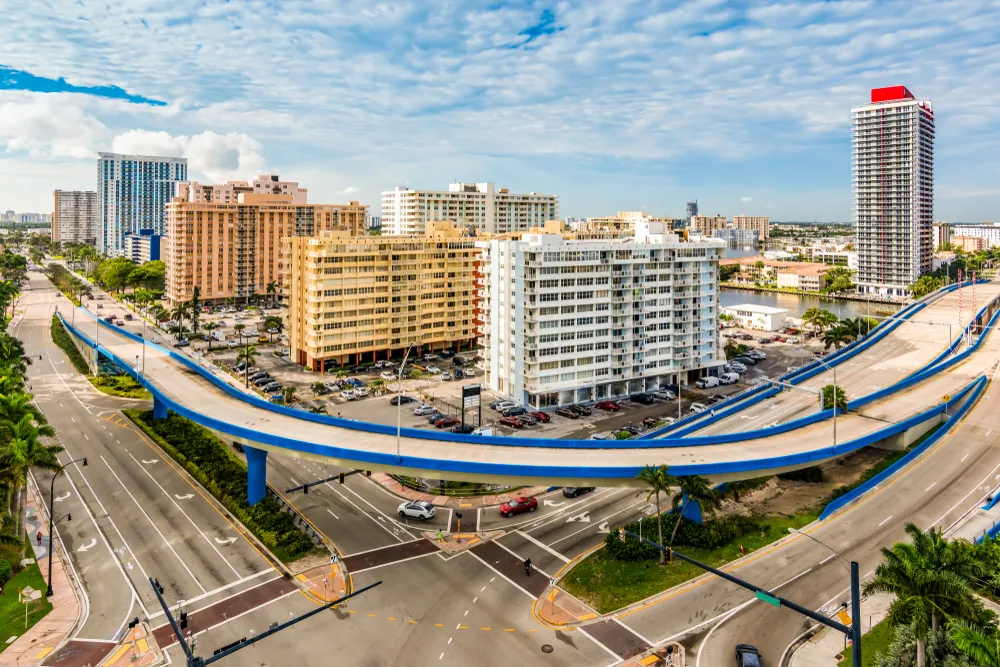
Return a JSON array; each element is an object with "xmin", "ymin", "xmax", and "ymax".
[
  {"xmin": 89, "ymin": 375, "xmax": 151, "ymax": 400},
  {"xmin": 561, "ymin": 509, "xmax": 819, "ymax": 614},
  {"xmin": 838, "ymin": 618, "xmax": 894, "ymax": 667},
  {"xmin": 0, "ymin": 537, "xmax": 54, "ymax": 652}
]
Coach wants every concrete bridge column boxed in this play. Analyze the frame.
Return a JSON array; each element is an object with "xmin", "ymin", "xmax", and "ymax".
[
  {"xmin": 245, "ymin": 445, "xmax": 268, "ymax": 506},
  {"xmin": 152, "ymin": 395, "xmax": 168, "ymax": 420}
]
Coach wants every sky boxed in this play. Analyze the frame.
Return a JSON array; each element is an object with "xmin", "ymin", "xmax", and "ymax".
[{"xmin": 2, "ymin": 0, "xmax": 1000, "ymax": 222}]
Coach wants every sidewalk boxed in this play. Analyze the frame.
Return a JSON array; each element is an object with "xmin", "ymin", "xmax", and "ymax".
[
  {"xmin": 790, "ymin": 594, "xmax": 892, "ymax": 667},
  {"xmin": 371, "ymin": 472, "xmax": 551, "ymax": 508},
  {"xmin": 1, "ymin": 482, "xmax": 81, "ymax": 667}
]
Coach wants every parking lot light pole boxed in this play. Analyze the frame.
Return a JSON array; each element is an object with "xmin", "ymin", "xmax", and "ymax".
[{"xmin": 396, "ymin": 345, "xmax": 413, "ymax": 459}]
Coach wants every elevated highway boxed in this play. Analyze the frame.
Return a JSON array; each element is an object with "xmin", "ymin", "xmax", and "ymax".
[{"xmin": 54, "ymin": 279, "xmax": 1000, "ymax": 502}]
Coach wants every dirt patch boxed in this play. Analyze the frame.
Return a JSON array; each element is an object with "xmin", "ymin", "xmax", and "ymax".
[{"xmin": 717, "ymin": 447, "xmax": 892, "ymax": 518}]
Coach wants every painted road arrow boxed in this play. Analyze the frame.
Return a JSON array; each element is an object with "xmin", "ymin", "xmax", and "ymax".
[
  {"xmin": 141, "ymin": 459, "xmax": 159, "ymax": 465},
  {"xmin": 542, "ymin": 500, "xmax": 565, "ymax": 508},
  {"xmin": 174, "ymin": 494, "xmax": 194, "ymax": 500},
  {"xmin": 77, "ymin": 538, "xmax": 97, "ymax": 552},
  {"xmin": 214, "ymin": 537, "xmax": 237, "ymax": 546},
  {"xmin": 54, "ymin": 492, "xmax": 71, "ymax": 502},
  {"xmin": 566, "ymin": 511, "xmax": 591, "ymax": 523},
  {"xmin": 598, "ymin": 521, "xmax": 610, "ymax": 534}
]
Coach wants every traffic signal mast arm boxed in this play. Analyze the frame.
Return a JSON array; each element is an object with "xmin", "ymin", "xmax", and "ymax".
[{"xmin": 286, "ymin": 469, "xmax": 371, "ymax": 494}]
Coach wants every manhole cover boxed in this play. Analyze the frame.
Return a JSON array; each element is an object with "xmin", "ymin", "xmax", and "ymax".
[{"xmin": 541, "ymin": 644, "xmax": 554, "ymax": 654}]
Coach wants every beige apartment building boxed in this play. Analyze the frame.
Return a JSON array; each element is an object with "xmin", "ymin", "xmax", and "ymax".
[
  {"xmin": 177, "ymin": 174, "xmax": 309, "ymax": 206},
  {"xmin": 164, "ymin": 193, "xmax": 368, "ymax": 306},
  {"xmin": 286, "ymin": 221, "xmax": 479, "ymax": 371},
  {"xmin": 690, "ymin": 215, "xmax": 728, "ymax": 236},
  {"xmin": 577, "ymin": 211, "xmax": 679, "ymax": 236},
  {"xmin": 732, "ymin": 214, "xmax": 771, "ymax": 240}
]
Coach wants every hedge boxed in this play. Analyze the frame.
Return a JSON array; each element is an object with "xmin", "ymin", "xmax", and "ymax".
[
  {"xmin": 604, "ymin": 512, "xmax": 764, "ymax": 562},
  {"xmin": 50, "ymin": 315, "xmax": 91, "ymax": 376},
  {"xmin": 125, "ymin": 409, "xmax": 314, "ymax": 563}
]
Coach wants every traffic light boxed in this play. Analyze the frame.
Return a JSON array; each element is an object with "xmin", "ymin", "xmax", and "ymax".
[
  {"xmin": 128, "ymin": 617, "xmax": 140, "ymax": 630},
  {"xmin": 338, "ymin": 472, "xmax": 345, "ymax": 484},
  {"xmin": 154, "ymin": 578, "xmax": 164, "ymax": 594},
  {"xmin": 67, "ymin": 513, "xmax": 72, "ymax": 522},
  {"xmin": 365, "ymin": 470, "xmax": 371, "ymax": 477},
  {"xmin": 180, "ymin": 611, "xmax": 188, "ymax": 630}
]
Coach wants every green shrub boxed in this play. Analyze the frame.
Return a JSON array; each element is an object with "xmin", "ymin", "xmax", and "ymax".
[
  {"xmin": 125, "ymin": 410, "xmax": 314, "ymax": 562},
  {"xmin": 778, "ymin": 466, "xmax": 825, "ymax": 484},
  {"xmin": 0, "ymin": 559, "xmax": 10, "ymax": 584},
  {"xmin": 604, "ymin": 513, "xmax": 765, "ymax": 561},
  {"xmin": 50, "ymin": 315, "xmax": 91, "ymax": 376}
]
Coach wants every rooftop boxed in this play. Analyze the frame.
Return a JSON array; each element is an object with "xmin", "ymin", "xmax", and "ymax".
[{"xmin": 722, "ymin": 304, "xmax": 788, "ymax": 315}]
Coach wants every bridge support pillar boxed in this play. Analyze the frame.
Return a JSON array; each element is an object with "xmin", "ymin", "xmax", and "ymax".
[
  {"xmin": 680, "ymin": 494, "xmax": 704, "ymax": 525},
  {"xmin": 245, "ymin": 445, "xmax": 268, "ymax": 506},
  {"xmin": 152, "ymin": 395, "xmax": 168, "ymax": 420}
]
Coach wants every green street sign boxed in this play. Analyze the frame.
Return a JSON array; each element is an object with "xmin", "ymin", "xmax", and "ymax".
[{"xmin": 755, "ymin": 591, "xmax": 781, "ymax": 607}]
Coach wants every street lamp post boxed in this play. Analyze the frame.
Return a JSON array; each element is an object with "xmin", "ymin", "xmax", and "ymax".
[
  {"xmin": 815, "ymin": 358, "xmax": 838, "ymax": 447},
  {"xmin": 47, "ymin": 457, "xmax": 87, "ymax": 596},
  {"xmin": 396, "ymin": 346, "xmax": 413, "ymax": 459}
]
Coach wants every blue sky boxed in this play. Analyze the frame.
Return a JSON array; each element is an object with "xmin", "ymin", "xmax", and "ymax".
[{"xmin": 2, "ymin": 0, "xmax": 999, "ymax": 221}]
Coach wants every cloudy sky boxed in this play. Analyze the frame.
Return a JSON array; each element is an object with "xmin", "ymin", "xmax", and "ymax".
[{"xmin": 2, "ymin": 0, "xmax": 999, "ymax": 221}]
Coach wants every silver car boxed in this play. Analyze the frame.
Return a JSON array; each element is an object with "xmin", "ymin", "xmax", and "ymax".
[{"xmin": 397, "ymin": 501, "xmax": 436, "ymax": 520}]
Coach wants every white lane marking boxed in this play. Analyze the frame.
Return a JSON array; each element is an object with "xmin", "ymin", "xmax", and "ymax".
[
  {"xmin": 988, "ymin": 430, "xmax": 993, "ymax": 437},
  {"xmin": 124, "ymin": 450, "xmax": 243, "ymax": 579},
  {"xmin": 473, "ymin": 596, "xmax": 478, "ymax": 603},
  {"xmin": 145, "ymin": 572, "xmax": 279, "ymax": 620},
  {"xmin": 326, "ymin": 509, "xmax": 340, "ymax": 520},
  {"xmin": 467, "ymin": 551, "xmax": 538, "ymax": 601},
  {"xmin": 455, "ymin": 623, "xmax": 462, "ymax": 630},
  {"xmin": 77, "ymin": 538, "xmax": 97, "ymax": 552},
  {"xmin": 480, "ymin": 586, "xmax": 486, "ymax": 592},
  {"xmin": 289, "ymin": 477, "xmax": 299, "ymax": 486},
  {"xmin": 878, "ymin": 516, "xmax": 893, "ymax": 527},
  {"xmin": 439, "ymin": 653, "xmax": 444, "ymax": 660},
  {"xmin": 84, "ymin": 434, "xmax": 89, "ymax": 440},
  {"xmin": 547, "ymin": 498, "xmax": 649, "ymax": 548},
  {"xmin": 523, "ymin": 488, "xmax": 627, "ymax": 534},
  {"xmin": 322, "ymin": 481, "xmax": 406, "ymax": 543},
  {"xmin": 464, "ymin": 610, "xmax": 468, "ymax": 616},
  {"xmin": 349, "ymin": 551, "xmax": 437, "ymax": 575},
  {"xmin": 448, "ymin": 637, "xmax": 453, "ymax": 644},
  {"xmin": 490, "ymin": 577, "xmax": 495, "ymax": 583},
  {"xmin": 961, "ymin": 453, "xmax": 970, "ymax": 461},
  {"xmin": 820, "ymin": 554, "xmax": 836, "ymax": 565},
  {"xmin": 578, "ymin": 627, "xmax": 625, "ymax": 666},
  {"xmin": 71, "ymin": 417, "xmax": 76, "ymax": 423},
  {"xmin": 100, "ymin": 455, "xmax": 207, "ymax": 594},
  {"xmin": 339, "ymin": 482, "xmax": 418, "ymax": 539},
  {"xmin": 514, "ymin": 529, "xmax": 571, "ymax": 563},
  {"xmin": 613, "ymin": 617, "xmax": 653, "ymax": 646},
  {"xmin": 926, "ymin": 482, "xmax": 937, "ymax": 492},
  {"xmin": 932, "ymin": 460, "xmax": 1000, "ymax": 529}
]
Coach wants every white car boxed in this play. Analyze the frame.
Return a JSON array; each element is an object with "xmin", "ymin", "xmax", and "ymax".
[
  {"xmin": 654, "ymin": 390, "xmax": 676, "ymax": 400},
  {"xmin": 689, "ymin": 402, "xmax": 708, "ymax": 413},
  {"xmin": 397, "ymin": 501, "xmax": 436, "ymax": 520},
  {"xmin": 227, "ymin": 340, "xmax": 239, "ymax": 348},
  {"xmin": 426, "ymin": 365, "xmax": 441, "ymax": 374},
  {"xmin": 414, "ymin": 405, "xmax": 438, "ymax": 416},
  {"xmin": 354, "ymin": 387, "xmax": 369, "ymax": 397},
  {"xmin": 340, "ymin": 390, "xmax": 357, "ymax": 400},
  {"xmin": 380, "ymin": 371, "xmax": 396, "ymax": 381}
]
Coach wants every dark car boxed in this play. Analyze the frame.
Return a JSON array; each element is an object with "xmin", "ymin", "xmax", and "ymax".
[
  {"xmin": 454, "ymin": 369, "xmax": 465, "ymax": 380},
  {"xmin": 618, "ymin": 425, "xmax": 640, "ymax": 436},
  {"xmin": 263, "ymin": 381, "xmax": 281, "ymax": 392},
  {"xmin": 390, "ymin": 395, "xmax": 417, "ymax": 405},
  {"xmin": 732, "ymin": 355, "xmax": 758, "ymax": 366},
  {"xmin": 435, "ymin": 417, "xmax": 460, "ymax": 429},
  {"xmin": 175, "ymin": 338, "xmax": 190, "ymax": 347},
  {"xmin": 562, "ymin": 487, "xmax": 595, "ymax": 498},
  {"xmin": 439, "ymin": 350, "xmax": 456, "ymax": 359},
  {"xmin": 529, "ymin": 411, "xmax": 550, "ymax": 423},
  {"xmin": 740, "ymin": 333, "xmax": 754, "ymax": 341},
  {"xmin": 451, "ymin": 423, "xmax": 475, "ymax": 434},
  {"xmin": 499, "ymin": 496, "xmax": 537, "ymax": 517},
  {"xmin": 315, "ymin": 385, "xmax": 331, "ymax": 395},
  {"xmin": 642, "ymin": 416, "xmax": 661, "ymax": 428},
  {"xmin": 735, "ymin": 644, "xmax": 762, "ymax": 667},
  {"xmin": 250, "ymin": 371, "xmax": 269, "ymax": 381},
  {"xmin": 554, "ymin": 408, "xmax": 579, "ymax": 419},
  {"xmin": 514, "ymin": 414, "xmax": 537, "ymax": 427},
  {"xmin": 569, "ymin": 404, "xmax": 592, "ymax": 416},
  {"xmin": 595, "ymin": 401, "xmax": 620, "ymax": 411},
  {"xmin": 452, "ymin": 357, "xmax": 466, "ymax": 366},
  {"xmin": 501, "ymin": 406, "xmax": 528, "ymax": 417},
  {"xmin": 631, "ymin": 393, "xmax": 656, "ymax": 405},
  {"xmin": 757, "ymin": 337, "xmax": 772, "ymax": 344},
  {"xmin": 253, "ymin": 377, "xmax": 272, "ymax": 387},
  {"xmin": 428, "ymin": 414, "xmax": 451, "ymax": 425}
]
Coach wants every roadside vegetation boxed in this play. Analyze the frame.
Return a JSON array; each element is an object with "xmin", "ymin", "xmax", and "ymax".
[
  {"xmin": 49, "ymin": 315, "xmax": 90, "ymax": 375},
  {"xmin": 0, "ymin": 535, "xmax": 53, "ymax": 651},
  {"xmin": 50, "ymin": 315, "xmax": 151, "ymax": 399},
  {"xmin": 125, "ymin": 409, "xmax": 316, "ymax": 563}
]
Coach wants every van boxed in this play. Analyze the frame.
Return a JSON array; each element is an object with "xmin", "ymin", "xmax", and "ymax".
[
  {"xmin": 695, "ymin": 377, "xmax": 720, "ymax": 389},
  {"xmin": 471, "ymin": 427, "xmax": 494, "ymax": 436},
  {"xmin": 720, "ymin": 372, "xmax": 741, "ymax": 385}
]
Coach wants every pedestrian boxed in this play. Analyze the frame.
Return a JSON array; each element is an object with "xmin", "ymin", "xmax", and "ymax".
[
  {"xmin": 437, "ymin": 529, "xmax": 444, "ymax": 544},
  {"xmin": 36, "ymin": 531, "xmax": 42, "ymax": 546},
  {"xmin": 524, "ymin": 558, "xmax": 531, "ymax": 576},
  {"xmin": 711, "ymin": 409, "xmax": 716, "ymax": 417}
]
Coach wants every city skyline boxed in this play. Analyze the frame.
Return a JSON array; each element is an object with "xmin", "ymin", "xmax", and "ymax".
[{"xmin": 2, "ymin": 1, "xmax": 999, "ymax": 221}]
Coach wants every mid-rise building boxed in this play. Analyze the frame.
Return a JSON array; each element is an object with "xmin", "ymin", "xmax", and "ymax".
[
  {"xmin": 721, "ymin": 304, "xmax": 787, "ymax": 332},
  {"xmin": 578, "ymin": 211, "xmax": 679, "ymax": 237},
  {"xmin": 285, "ymin": 221, "xmax": 479, "ymax": 371},
  {"xmin": 477, "ymin": 221, "xmax": 724, "ymax": 408},
  {"xmin": 852, "ymin": 86, "xmax": 935, "ymax": 296},
  {"xmin": 52, "ymin": 190, "xmax": 98, "ymax": 244},
  {"xmin": 381, "ymin": 182, "xmax": 558, "ymax": 236},
  {"xmin": 164, "ymin": 192, "xmax": 367, "ymax": 306},
  {"xmin": 933, "ymin": 222, "xmax": 951, "ymax": 250},
  {"xmin": 176, "ymin": 174, "xmax": 309, "ymax": 206},
  {"xmin": 810, "ymin": 249, "xmax": 858, "ymax": 271},
  {"xmin": 951, "ymin": 223, "xmax": 1000, "ymax": 248},
  {"xmin": 721, "ymin": 257, "xmax": 832, "ymax": 292},
  {"xmin": 690, "ymin": 215, "xmax": 727, "ymax": 237},
  {"xmin": 732, "ymin": 215, "xmax": 770, "ymax": 241},
  {"xmin": 366, "ymin": 215, "xmax": 381, "ymax": 234},
  {"xmin": 951, "ymin": 236, "xmax": 986, "ymax": 253},
  {"xmin": 713, "ymin": 228, "xmax": 759, "ymax": 249},
  {"xmin": 97, "ymin": 152, "xmax": 187, "ymax": 256},
  {"xmin": 124, "ymin": 229, "xmax": 163, "ymax": 263}
]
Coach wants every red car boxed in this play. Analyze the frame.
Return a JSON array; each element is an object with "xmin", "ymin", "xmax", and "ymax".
[
  {"xmin": 642, "ymin": 416, "xmax": 660, "ymax": 428},
  {"xmin": 499, "ymin": 416, "xmax": 523, "ymax": 428},
  {"xmin": 435, "ymin": 417, "xmax": 460, "ymax": 429},
  {"xmin": 499, "ymin": 496, "xmax": 538, "ymax": 517},
  {"xmin": 595, "ymin": 401, "xmax": 620, "ymax": 411},
  {"xmin": 529, "ymin": 411, "xmax": 550, "ymax": 423}
]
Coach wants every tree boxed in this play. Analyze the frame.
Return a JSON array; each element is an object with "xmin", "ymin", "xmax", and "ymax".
[
  {"xmin": 0, "ymin": 414, "xmax": 63, "ymax": 534},
  {"xmin": 264, "ymin": 315, "xmax": 283, "ymax": 343},
  {"xmin": 635, "ymin": 465, "xmax": 677, "ymax": 565},
  {"xmin": 725, "ymin": 341, "xmax": 749, "ymax": 360},
  {"xmin": 803, "ymin": 308, "xmax": 838, "ymax": 332},
  {"xmin": 822, "ymin": 324, "xmax": 854, "ymax": 350},
  {"xmin": 910, "ymin": 275, "xmax": 944, "ymax": 299},
  {"xmin": 821, "ymin": 384, "xmax": 847, "ymax": 411},
  {"xmin": 202, "ymin": 322, "xmax": 219, "ymax": 352},
  {"xmin": 237, "ymin": 346, "xmax": 257, "ymax": 373},
  {"xmin": 170, "ymin": 303, "xmax": 190, "ymax": 336},
  {"xmin": 669, "ymin": 475, "xmax": 721, "ymax": 547},
  {"xmin": 282, "ymin": 386, "xmax": 296, "ymax": 404},
  {"xmin": 233, "ymin": 323, "xmax": 246, "ymax": 341},
  {"xmin": 189, "ymin": 286, "xmax": 201, "ymax": 334},
  {"xmin": 96, "ymin": 257, "xmax": 136, "ymax": 294},
  {"xmin": 266, "ymin": 281, "xmax": 278, "ymax": 308},
  {"xmin": 950, "ymin": 621, "xmax": 1000, "ymax": 667}
]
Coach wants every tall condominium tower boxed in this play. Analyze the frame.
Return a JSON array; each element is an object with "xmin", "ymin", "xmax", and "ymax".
[
  {"xmin": 852, "ymin": 86, "xmax": 935, "ymax": 297},
  {"xmin": 52, "ymin": 190, "xmax": 99, "ymax": 244},
  {"xmin": 97, "ymin": 152, "xmax": 187, "ymax": 256}
]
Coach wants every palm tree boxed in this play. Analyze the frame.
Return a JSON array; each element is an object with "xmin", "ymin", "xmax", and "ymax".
[
  {"xmin": 0, "ymin": 414, "xmax": 64, "ymax": 533},
  {"xmin": 237, "ymin": 345, "xmax": 257, "ymax": 370},
  {"xmin": 863, "ymin": 524, "xmax": 984, "ymax": 667},
  {"xmin": 335, "ymin": 369, "xmax": 348, "ymax": 381},
  {"xmin": 950, "ymin": 620, "xmax": 1000, "ymax": 666},
  {"xmin": 635, "ymin": 465, "xmax": 677, "ymax": 564},
  {"xmin": 822, "ymin": 324, "xmax": 854, "ymax": 350},
  {"xmin": 266, "ymin": 281, "xmax": 278, "ymax": 309},
  {"xmin": 171, "ymin": 303, "xmax": 190, "ymax": 335},
  {"xmin": 149, "ymin": 304, "xmax": 168, "ymax": 323},
  {"xmin": 282, "ymin": 386, "xmax": 296, "ymax": 404},
  {"xmin": 308, "ymin": 404, "xmax": 327, "ymax": 414},
  {"xmin": 188, "ymin": 286, "xmax": 201, "ymax": 335},
  {"xmin": 264, "ymin": 315, "xmax": 282, "ymax": 343},
  {"xmin": 202, "ymin": 322, "xmax": 219, "ymax": 352},
  {"xmin": 669, "ymin": 475, "xmax": 721, "ymax": 547},
  {"xmin": 821, "ymin": 384, "xmax": 847, "ymax": 411},
  {"xmin": 803, "ymin": 308, "xmax": 838, "ymax": 333}
]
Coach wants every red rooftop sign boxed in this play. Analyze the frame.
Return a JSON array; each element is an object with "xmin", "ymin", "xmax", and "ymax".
[{"xmin": 871, "ymin": 86, "xmax": 914, "ymax": 103}]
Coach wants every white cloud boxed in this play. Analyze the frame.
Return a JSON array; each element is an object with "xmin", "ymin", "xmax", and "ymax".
[
  {"xmin": 0, "ymin": 94, "xmax": 108, "ymax": 159},
  {"xmin": 342, "ymin": 186, "xmax": 360, "ymax": 194},
  {"xmin": 741, "ymin": 196, "xmax": 753, "ymax": 203},
  {"xmin": 111, "ymin": 130, "xmax": 264, "ymax": 182}
]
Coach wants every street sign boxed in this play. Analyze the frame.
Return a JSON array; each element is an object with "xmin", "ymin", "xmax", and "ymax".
[
  {"xmin": 838, "ymin": 610, "xmax": 852, "ymax": 626},
  {"xmin": 462, "ymin": 384, "xmax": 481, "ymax": 409},
  {"xmin": 755, "ymin": 591, "xmax": 781, "ymax": 608}
]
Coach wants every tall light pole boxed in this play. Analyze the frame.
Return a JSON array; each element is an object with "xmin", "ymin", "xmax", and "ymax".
[
  {"xmin": 815, "ymin": 357, "xmax": 838, "ymax": 447},
  {"xmin": 396, "ymin": 345, "xmax": 413, "ymax": 459},
  {"xmin": 46, "ymin": 457, "xmax": 87, "ymax": 596},
  {"xmin": 788, "ymin": 527, "xmax": 850, "ymax": 571}
]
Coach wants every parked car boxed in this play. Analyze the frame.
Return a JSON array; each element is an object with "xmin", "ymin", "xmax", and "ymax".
[
  {"xmin": 735, "ymin": 644, "xmax": 762, "ymax": 667},
  {"xmin": 589, "ymin": 433, "xmax": 610, "ymax": 440},
  {"xmin": 263, "ymin": 381, "xmax": 281, "ymax": 392},
  {"xmin": 250, "ymin": 371, "xmax": 269, "ymax": 381},
  {"xmin": 397, "ymin": 501, "xmax": 436, "ymax": 520},
  {"xmin": 439, "ymin": 350, "xmax": 456, "ymax": 359},
  {"xmin": 454, "ymin": 369, "xmax": 465, "ymax": 380},
  {"xmin": 115, "ymin": 319, "xmax": 125, "ymax": 326},
  {"xmin": 315, "ymin": 385, "xmax": 331, "ymax": 395},
  {"xmin": 346, "ymin": 377, "xmax": 364, "ymax": 388},
  {"xmin": 595, "ymin": 401, "xmax": 621, "ymax": 411},
  {"xmin": 380, "ymin": 371, "xmax": 396, "ymax": 381},
  {"xmin": 373, "ymin": 360, "xmax": 390, "ymax": 369},
  {"xmin": 499, "ymin": 497, "xmax": 537, "ymax": 517},
  {"xmin": 514, "ymin": 414, "xmax": 537, "ymax": 427},
  {"xmin": 720, "ymin": 372, "xmax": 741, "ymax": 385},
  {"xmin": 441, "ymin": 372, "xmax": 453, "ymax": 381},
  {"xmin": 452, "ymin": 357, "xmax": 467, "ymax": 366},
  {"xmin": 654, "ymin": 389, "xmax": 676, "ymax": 400},
  {"xmin": 389, "ymin": 395, "xmax": 416, "ymax": 405},
  {"xmin": 234, "ymin": 361, "xmax": 247, "ymax": 372},
  {"xmin": 227, "ymin": 340, "xmax": 239, "ymax": 349},
  {"xmin": 749, "ymin": 350, "xmax": 766, "ymax": 360},
  {"xmin": 490, "ymin": 399, "xmax": 512, "ymax": 410},
  {"xmin": 562, "ymin": 487, "xmax": 595, "ymax": 498},
  {"xmin": 502, "ymin": 407, "xmax": 528, "ymax": 418},
  {"xmin": 435, "ymin": 417, "xmax": 460, "ymax": 429},
  {"xmin": 425, "ymin": 365, "xmax": 442, "ymax": 374},
  {"xmin": 732, "ymin": 355, "xmax": 758, "ymax": 366},
  {"xmin": 618, "ymin": 425, "xmax": 641, "ymax": 436},
  {"xmin": 630, "ymin": 393, "xmax": 656, "ymax": 405},
  {"xmin": 757, "ymin": 337, "xmax": 772, "ymax": 344},
  {"xmin": 787, "ymin": 336, "xmax": 801, "ymax": 344},
  {"xmin": 662, "ymin": 417, "xmax": 677, "ymax": 425},
  {"xmin": 340, "ymin": 390, "xmax": 357, "ymax": 400},
  {"xmin": 554, "ymin": 408, "xmax": 579, "ymax": 419},
  {"xmin": 498, "ymin": 416, "xmax": 523, "ymax": 428},
  {"xmin": 451, "ymin": 423, "xmax": 475, "ymax": 434},
  {"xmin": 642, "ymin": 416, "xmax": 661, "ymax": 428},
  {"xmin": 414, "ymin": 405, "xmax": 438, "ymax": 416},
  {"xmin": 529, "ymin": 411, "xmax": 550, "ymax": 423},
  {"xmin": 269, "ymin": 393, "xmax": 284, "ymax": 403},
  {"xmin": 355, "ymin": 387, "xmax": 369, "ymax": 397},
  {"xmin": 175, "ymin": 338, "xmax": 190, "ymax": 347},
  {"xmin": 689, "ymin": 402, "xmax": 708, "ymax": 413},
  {"xmin": 739, "ymin": 333, "xmax": 755, "ymax": 341},
  {"xmin": 124, "ymin": 313, "xmax": 133, "ymax": 321},
  {"xmin": 253, "ymin": 377, "xmax": 272, "ymax": 387},
  {"xmin": 428, "ymin": 414, "xmax": 451, "ymax": 425},
  {"xmin": 422, "ymin": 354, "xmax": 440, "ymax": 362},
  {"xmin": 569, "ymin": 404, "xmax": 593, "ymax": 416},
  {"xmin": 471, "ymin": 427, "xmax": 494, "ymax": 436},
  {"xmin": 695, "ymin": 377, "xmax": 720, "ymax": 389}
]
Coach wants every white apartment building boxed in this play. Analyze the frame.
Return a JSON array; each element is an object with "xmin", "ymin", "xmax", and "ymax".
[
  {"xmin": 933, "ymin": 222, "xmax": 951, "ymax": 250},
  {"xmin": 381, "ymin": 182, "xmax": 558, "ymax": 236},
  {"xmin": 97, "ymin": 152, "xmax": 187, "ymax": 256},
  {"xmin": 52, "ymin": 190, "xmax": 98, "ymax": 244},
  {"xmin": 477, "ymin": 221, "xmax": 724, "ymax": 408},
  {"xmin": 852, "ymin": 86, "xmax": 935, "ymax": 297},
  {"xmin": 951, "ymin": 223, "xmax": 1000, "ymax": 248}
]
